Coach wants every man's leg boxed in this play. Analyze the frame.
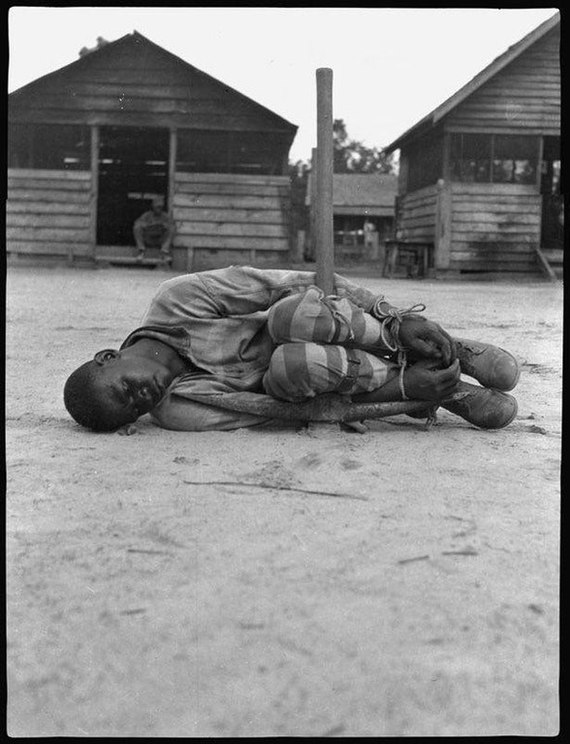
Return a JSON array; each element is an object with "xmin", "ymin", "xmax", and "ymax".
[
  {"xmin": 264, "ymin": 343, "xmax": 517, "ymax": 429},
  {"xmin": 265, "ymin": 290, "xmax": 519, "ymax": 429},
  {"xmin": 268, "ymin": 287, "xmax": 521, "ymax": 395},
  {"xmin": 159, "ymin": 235, "xmax": 173, "ymax": 267},
  {"xmin": 133, "ymin": 224, "xmax": 146, "ymax": 261},
  {"xmin": 263, "ymin": 342, "xmax": 399, "ymax": 402},
  {"xmin": 267, "ymin": 286, "xmax": 391, "ymax": 353}
]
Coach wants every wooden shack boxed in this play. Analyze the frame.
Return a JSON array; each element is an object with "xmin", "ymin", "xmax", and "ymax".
[
  {"xmin": 306, "ymin": 172, "xmax": 398, "ymax": 263},
  {"xmin": 383, "ymin": 12, "xmax": 561, "ymax": 278},
  {"xmin": 7, "ymin": 31, "xmax": 298, "ymax": 271}
]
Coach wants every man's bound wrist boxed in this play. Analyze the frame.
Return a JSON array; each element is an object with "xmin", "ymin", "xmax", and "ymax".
[
  {"xmin": 371, "ymin": 298, "xmax": 399, "ymax": 320},
  {"xmin": 371, "ymin": 298, "xmax": 427, "ymax": 322}
]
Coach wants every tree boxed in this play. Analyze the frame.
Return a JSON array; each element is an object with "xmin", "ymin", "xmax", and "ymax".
[
  {"xmin": 332, "ymin": 119, "xmax": 395, "ymax": 174},
  {"xmin": 287, "ymin": 121, "xmax": 396, "ymax": 259}
]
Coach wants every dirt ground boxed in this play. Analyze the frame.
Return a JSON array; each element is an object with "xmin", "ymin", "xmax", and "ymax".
[{"xmin": 6, "ymin": 264, "xmax": 561, "ymax": 737}]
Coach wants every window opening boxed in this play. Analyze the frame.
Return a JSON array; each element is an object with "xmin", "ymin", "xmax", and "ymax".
[
  {"xmin": 450, "ymin": 133, "xmax": 538, "ymax": 184},
  {"xmin": 8, "ymin": 123, "xmax": 90, "ymax": 170}
]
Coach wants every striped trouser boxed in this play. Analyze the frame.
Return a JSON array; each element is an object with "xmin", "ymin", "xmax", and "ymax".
[{"xmin": 262, "ymin": 286, "xmax": 399, "ymax": 401}]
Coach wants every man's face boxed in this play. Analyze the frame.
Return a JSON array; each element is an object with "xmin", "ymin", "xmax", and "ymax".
[
  {"xmin": 151, "ymin": 197, "xmax": 165, "ymax": 214},
  {"xmin": 92, "ymin": 351, "xmax": 172, "ymax": 425}
]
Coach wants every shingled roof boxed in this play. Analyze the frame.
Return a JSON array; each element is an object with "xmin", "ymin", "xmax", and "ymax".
[{"xmin": 306, "ymin": 172, "xmax": 398, "ymax": 216}]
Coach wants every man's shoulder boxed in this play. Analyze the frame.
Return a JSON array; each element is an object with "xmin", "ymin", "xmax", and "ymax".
[{"xmin": 137, "ymin": 209, "xmax": 170, "ymax": 221}]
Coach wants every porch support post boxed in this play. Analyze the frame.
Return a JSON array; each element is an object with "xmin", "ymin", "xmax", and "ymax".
[
  {"xmin": 89, "ymin": 125, "xmax": 99, "ymax": 261},
  {"xmin": 435, "ymin": 178, "xmax": 452, "ymax": 270},
  {"xmin": 168, "ymin": 127, "xmax": 177, "ymax": 214},
  {"xmin": 168, "ymin": 127, "xmax": 179, "ymax": 267}
]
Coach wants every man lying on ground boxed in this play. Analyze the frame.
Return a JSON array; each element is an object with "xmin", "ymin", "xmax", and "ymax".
[{"xmin": 63, "ymin": 265, "xmax": 520, "ymax": 433}]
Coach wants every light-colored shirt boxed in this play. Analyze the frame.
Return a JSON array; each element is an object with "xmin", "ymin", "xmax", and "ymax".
[
  {"xmin": 121, "ymin": 266, "xmax": 382, "ymax": 431},
  {"xmin": 134, "ymin": 209, "xmax": 174, "ymax": 248}
]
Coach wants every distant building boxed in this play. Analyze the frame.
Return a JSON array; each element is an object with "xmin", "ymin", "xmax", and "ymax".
[
  {"xmin": 306, "ymin": 172, "xmax": 398, "ymax": 263},
  {"xmin": 383, "ymin": 12, "xmax": 561, "ymax": 278},
  {"xmin": 7, "ymin": 31, "xmax": 298, "ymax": 270}
]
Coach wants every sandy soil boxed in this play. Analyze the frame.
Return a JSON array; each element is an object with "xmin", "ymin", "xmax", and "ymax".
[{"xmin": 6, "ymin": 265, "xmax": 561, "ymax": 737}]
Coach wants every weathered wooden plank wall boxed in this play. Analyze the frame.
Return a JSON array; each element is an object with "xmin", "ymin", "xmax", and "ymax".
[
  {"xmin": 396, "ymin": 184, "xmax": 438, "ymax": 243},
  {"xmin": 6, "ymin": 169, "xmax": 93, "ymax": 260},
  {"xmin": 446, "ymin": 27, "xmax": 560, "ymax": 134},
  {"xmin": 447, "ymin": 183, "xmax": 541, "ymax": 272},
  {"xmin": 396, "ymin": 182, "xmax": 541, "ymax": 273},
  {"xmin": 172, "ymin": 173, "xmax": 292, "ymax": 270}
]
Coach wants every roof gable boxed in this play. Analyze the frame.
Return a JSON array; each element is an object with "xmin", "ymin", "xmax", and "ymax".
[
  {"xmin": 9, "ymin": 31, "xmax": 297, "ymax": 133},
  {"xmin": 385, "ymin": 11, "xmax": 560, "ymax": 152}
]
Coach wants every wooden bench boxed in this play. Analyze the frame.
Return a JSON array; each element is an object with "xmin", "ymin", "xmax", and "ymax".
[{"xmin": 383, "ymin": 240, "xmax": 434, "ymax": 279}]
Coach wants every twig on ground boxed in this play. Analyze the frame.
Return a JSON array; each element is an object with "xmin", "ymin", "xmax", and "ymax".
[
  {"xmin": 397, "ymin": 554, "xmax": 430, "ymax": 565},
  {"xmin": 182, "ymin": 480, "xmax": 368, "ymax": 501}
]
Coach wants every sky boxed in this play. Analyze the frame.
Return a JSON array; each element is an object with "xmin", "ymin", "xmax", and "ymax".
[{"xmin": 7, "ymin": 6, "xmax": 559, "ymax": 163}]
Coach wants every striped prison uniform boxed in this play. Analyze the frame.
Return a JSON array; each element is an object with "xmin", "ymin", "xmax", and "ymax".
[
  {"xmin": 121, "ymin": 266, "xmax": 401, "ymax": 431},
  {"xmin": 263, "ymin": 287, "xmax": 398, "ymax": 401}
]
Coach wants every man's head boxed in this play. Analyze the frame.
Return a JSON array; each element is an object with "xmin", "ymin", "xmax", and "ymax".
[
  {"xmin": 64, "ymin": 349, "xmax": 171, "ymax": 431},
  {"xmin": 151, "ymin": 195, "xmax": 166, "ymax": 214}
]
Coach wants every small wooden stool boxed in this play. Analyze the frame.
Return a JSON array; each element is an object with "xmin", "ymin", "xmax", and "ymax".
[{"xmin": 383, "ymin": 240, "xmax": 433, "ymax": 278}]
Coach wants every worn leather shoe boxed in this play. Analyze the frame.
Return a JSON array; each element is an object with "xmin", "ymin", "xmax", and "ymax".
[
  {"xmin": 442, "ymin": 380, "xmax": 518, "ymax": 429},
  {"xmin": 456, "ymin": 338, "xmax": 520, "ymax": 391}
]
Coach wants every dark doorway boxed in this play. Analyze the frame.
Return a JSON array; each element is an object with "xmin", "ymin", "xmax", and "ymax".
[
  {"xmin": 97, "ymin": 126, "xmax": 170, "ymax": 246},
  {"xmin": 540, "ymin": 136, "xmax": 563, "ymax": 250}
]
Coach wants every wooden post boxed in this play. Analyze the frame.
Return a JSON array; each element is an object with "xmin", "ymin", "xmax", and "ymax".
[
  {"xmin": 315, "ymin": 68, "xmax": 334, "ymax": 295},
  {"xmin": 168, "ymin": 127, "xmax": 179, "ymax": 269},
  {"xmin": 168, "ymin": 127, "xmax": 177, "ymax": 213},
  {"xmin": 309, "ymin": 147, "xmax": 318, "ymax": 261},
  {"xmin": 89, "ymin": 125, "xmax": 100, "ymax": 262},
  {"xmin": 435, "ymin": 178, "xmax": 451, "ymax": 270}
]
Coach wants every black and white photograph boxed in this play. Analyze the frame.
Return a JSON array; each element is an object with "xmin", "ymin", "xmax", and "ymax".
[{"xmin": 6, "ymin": 5, "xmax": 561, "ymax": 736}]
